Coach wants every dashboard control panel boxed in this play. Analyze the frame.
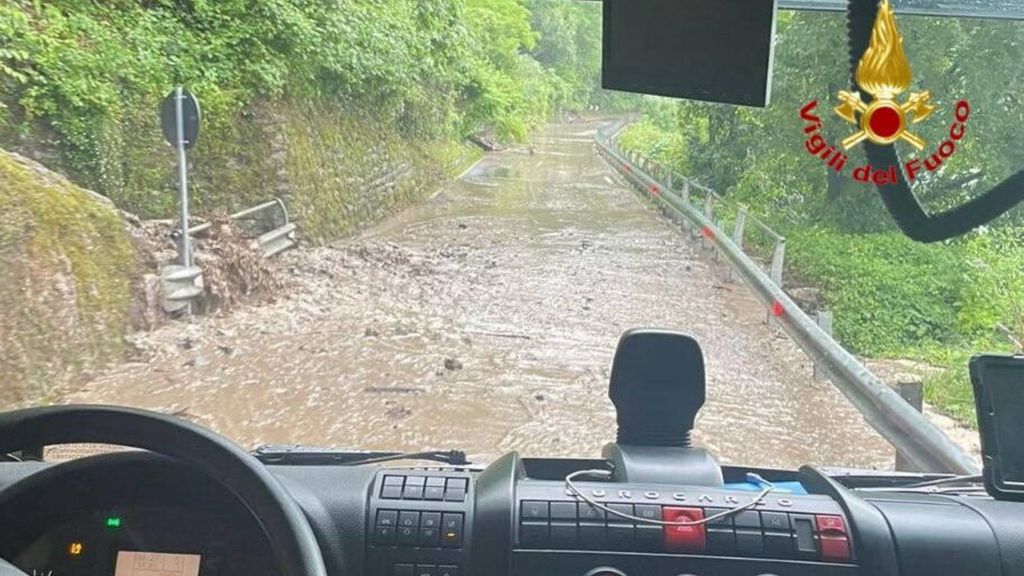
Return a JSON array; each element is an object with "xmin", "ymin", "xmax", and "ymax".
[
  {"xmin": 7, "ymin": 453, "xmax": 1024, "ymax": 576},
  {"xmin": 511, "ymin": 479, "xmax": 857, "ymax": 576},
  {"xmin": 368, "ymin": 472, "xmax": 473, "ymax": 576},
  {"xmin": 518, "ymin": 499, "xmax": 850, "ymax": 562}
]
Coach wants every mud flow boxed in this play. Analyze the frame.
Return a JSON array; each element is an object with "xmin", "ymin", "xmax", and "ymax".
[{"xmin": 63, "ymin": 121, "xmax": 894, "ymax": 469}]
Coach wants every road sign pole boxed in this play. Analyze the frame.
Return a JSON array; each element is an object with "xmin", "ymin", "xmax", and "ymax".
[
  {"xmin": 175, "ymin": 86, "xmax": 192, "ymax": 270},
  {"xmin": 174, "ymin": 87, "xmax": 193, "ymax": 316}
]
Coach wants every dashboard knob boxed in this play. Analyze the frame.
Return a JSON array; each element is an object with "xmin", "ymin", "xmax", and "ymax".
[{"xmin": 584, "ymin": 569, "xmax": 627, "ymax": 576}]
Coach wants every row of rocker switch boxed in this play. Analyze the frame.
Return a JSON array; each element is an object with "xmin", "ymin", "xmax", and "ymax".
[
  {"xmin": 374, "ymin": 510, "xmax": 464, "ymax": 548},
  {"xmin": 380, "ymin": 475, "xmax": 468, "ymax": 502}
]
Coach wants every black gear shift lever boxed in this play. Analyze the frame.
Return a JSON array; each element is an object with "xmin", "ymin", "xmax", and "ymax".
[
  {"xmin": 609, "ymin": 329, "xmax": 706, "ymax": 447},
  {"xmin": 603, "ymin": 329, "xmax": 723, "ymax": 486}
]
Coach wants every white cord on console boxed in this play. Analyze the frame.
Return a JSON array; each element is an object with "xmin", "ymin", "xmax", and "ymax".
[{"xmin": 564, "ymin": 469, "xmax": 775, "ymax": 527}]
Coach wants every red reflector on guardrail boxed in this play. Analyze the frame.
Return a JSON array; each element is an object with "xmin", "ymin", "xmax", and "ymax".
[
  {"xmin": 771, "ymin": 301, "xmax": 785, "ymax": 317},
  {"xmin": 650, "ymin": 185, "xmax": 660, "ymax": 196},
  {"xmin": 624, "ymin": 165, "xmax": 632, "ymax": 173},
  {"xmin": 700, "ymin": 226, "xmax": 714, "ymax": 239}
]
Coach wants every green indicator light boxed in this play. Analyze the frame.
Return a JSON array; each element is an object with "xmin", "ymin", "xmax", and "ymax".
[{"xmin": 106, "ymin": 517, "xmax": 121, "ymax": 528}]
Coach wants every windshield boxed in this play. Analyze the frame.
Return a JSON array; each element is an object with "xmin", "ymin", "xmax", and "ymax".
[{"xmin": 1, "ymin": 1, "xmax": 1021, "ymax": 471}]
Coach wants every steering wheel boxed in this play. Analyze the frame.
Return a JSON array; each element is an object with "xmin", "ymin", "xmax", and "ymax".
[
  {"xmin": 0, "ymin": 405, "xmax": 329, "ymax": 576},
  {"xmin": 847, "ymin": 0, "xmax": 1024, "ymax": 242}
]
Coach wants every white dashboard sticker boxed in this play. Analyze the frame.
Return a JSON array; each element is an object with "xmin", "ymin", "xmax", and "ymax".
[{"xmin": 114, "ymin": 551, "xmax": 201, "ymax": 576}]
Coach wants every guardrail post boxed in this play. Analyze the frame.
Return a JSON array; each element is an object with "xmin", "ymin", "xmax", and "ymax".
[
  {"xmin": 679, "ymin": 181, "xmax": 694, "ymax": 235},
  {"xmin": 813, "ymin": 310, "xmax": 834, "ymax": 379},
  {"xmin": 732, "ymin": 206, "xmax": 748, "ymax": 247},
  {"xmin": 666, "ymin": 171, "xmax": 673, "ymax": 191},
  {"xmin": 894, "ymin": 379, "xmax": 925, "ymax": 471},
  {"xmin": 701, "ymin": 194, "xmax": 715, "ymax": 251},
  {"xmin": 769, "ymin": 238, "xmax": 787, "ymax": 286},
  {"xmin": 728, "ymin": 207, "xmax": 748, "ymax": 282},
  {"xmin": 714, "ymin": 219, "xmax": 725, "ymax": 261}
]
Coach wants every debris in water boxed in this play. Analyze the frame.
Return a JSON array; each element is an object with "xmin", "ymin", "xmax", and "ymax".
[
  {"xmin": 444, "ymin": 357, "xmax": 463, "ymax": 371},
  {"xmin": 386, "ymin": 405, "xmax": 413, "ymax": 420},
  {"xmin": 197, "ymin": 215, "xmax": 283, "ymax": 312},
  {"xmin": 364, "ymin": 386, "xmax": 424, "ymax": 395}
]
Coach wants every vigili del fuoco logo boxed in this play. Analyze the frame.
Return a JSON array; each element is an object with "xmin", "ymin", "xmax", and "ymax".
[{"xmin": 799, "ymin": 0, "xmax": 971, "ymax": 185}]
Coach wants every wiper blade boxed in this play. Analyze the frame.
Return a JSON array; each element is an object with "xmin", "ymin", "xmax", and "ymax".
[{"xmin": 253, "ymin": 444, "xmax": 470, "ymax": 467}]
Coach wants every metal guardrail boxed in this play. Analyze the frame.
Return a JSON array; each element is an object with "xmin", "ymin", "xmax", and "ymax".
[
  {"xmin": 161, "ymin": 197, "xmax": 297, "ymax": 313},
  {"xmin": 594, "ymin": 125, "xmax": 979, "ymax": 475},
  {"xmin": 184, "ymin": 198, "xmax": 297, "ymax": 257}
]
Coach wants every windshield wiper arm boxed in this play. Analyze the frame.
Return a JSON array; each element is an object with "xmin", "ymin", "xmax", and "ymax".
[{"xmin": 252, "ymin": 444, "xmax": 470, "ymax": 466}]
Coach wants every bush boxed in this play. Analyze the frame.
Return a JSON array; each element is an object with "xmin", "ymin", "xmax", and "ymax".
[{"xmin": 786, "ymin": 229, "xmax": 965, "ymax": 356}]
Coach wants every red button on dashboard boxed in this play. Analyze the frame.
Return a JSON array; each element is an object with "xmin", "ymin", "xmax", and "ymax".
[
  {"xmin": 662, "ymin": 507, "xmax": 705, "ymax": 552},
  {"xmin": 820, "ymin": 535, "xmax": 851, "ymax": 562},
  {"xmin": 815, "ymin": 514, "xmax": 847, "ymax": 534}
]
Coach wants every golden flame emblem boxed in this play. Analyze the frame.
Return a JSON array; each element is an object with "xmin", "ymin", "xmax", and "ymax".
[{"xmin": 834, "ymin": 0, "xmax": 935, "ymax": 149}]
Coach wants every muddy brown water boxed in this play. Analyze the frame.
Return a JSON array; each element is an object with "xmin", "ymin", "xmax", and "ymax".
[{"xmin": 61, "ymin": 121, "xmax": 894, "ymax": 470}]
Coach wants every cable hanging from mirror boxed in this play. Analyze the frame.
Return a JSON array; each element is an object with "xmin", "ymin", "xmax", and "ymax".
[
  {"xmin": 564, "ymin": 469, "xmax": 775, "ymax": 527},
  {"xmin": 849, "ymin": 0, "xmax": 1024, "ymax": 242}
]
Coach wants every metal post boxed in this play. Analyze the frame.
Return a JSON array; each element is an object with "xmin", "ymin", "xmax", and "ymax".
[
  {"xmin": 714, "ymin": 219, "xmax": 725, "ymax": 261},
  {"xmin": 895, "ymin": 379, "xmax": 925, "ymax": 471},
  {"xmin": 770, "ymin": 238, "xmax": 787, "ymax": 286},
  {"xmin": 175, "ymin": 87, "xmax": 192, "ymax": 269},
  {"xmin": 728, "ymin": 207, "xmax": 748, "ymax": 282},
  {"xmin": 174, "ymin": 86, "xmax": 193, "ymax": 316},
  {"xmin": 681, "ymin": 182, "xmax": 694, "ymax": 234},
  {"xmin": 666, "ymin": 172, "xmax": 673, "ymax": 192},
  {"xmin": 813, "ymin": 310, "xmax": 834, "ymax": 380},
  {"xmin": 732, "ymin": 206, "xmax": 748, "ymax": 247},
  {"xmin": 702, "ymin": 194, "xmax": 715, "ymax": 250}
]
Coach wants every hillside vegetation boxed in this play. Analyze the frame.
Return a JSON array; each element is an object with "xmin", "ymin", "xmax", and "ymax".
[
  {"xmin": 0, "ymin": 0, "xmax": 604, "ymax": 234},
  {"xmin": 618, "ymin": 11, "xmax": 1024, "ymax": 426}
]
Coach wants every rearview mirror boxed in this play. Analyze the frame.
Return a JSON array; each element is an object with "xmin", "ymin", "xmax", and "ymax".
[{"xmin": 602, "ymin": 0, "xmax": 778, "ymax": 107}]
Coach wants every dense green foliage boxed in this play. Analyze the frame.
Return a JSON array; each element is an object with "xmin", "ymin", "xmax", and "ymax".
[
  {"xmin": 785, "ymin": 229, "xmax": 962, "ymax": 355},
  {"xmin": 617, "ymin": 11, "xmax": 1024, "ymax": 424},
  {"xmin": 0, "ymin": 0, "xmax": 603, "ymax": 216}
]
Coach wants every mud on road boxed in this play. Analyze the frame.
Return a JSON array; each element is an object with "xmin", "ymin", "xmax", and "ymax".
[{"xmin": 62, "ymin": 121, "xmax": 896, "ymax": 469}]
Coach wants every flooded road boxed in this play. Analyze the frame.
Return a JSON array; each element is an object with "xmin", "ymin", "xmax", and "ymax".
[{"xmin": 64, "ymin": 120, "xmax": 895, "ymax": 469}]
